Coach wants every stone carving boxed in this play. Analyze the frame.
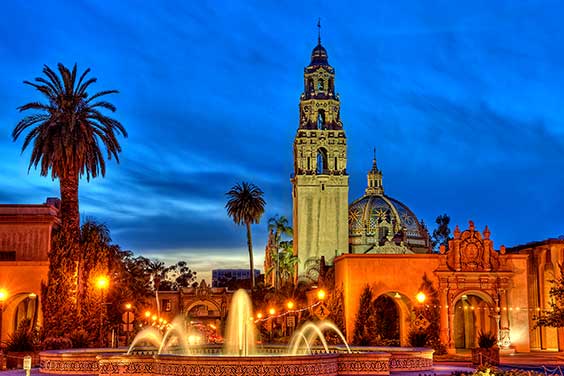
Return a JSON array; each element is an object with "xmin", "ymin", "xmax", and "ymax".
[{"xmin": 442, "ymin": 221, "xmax": 503, "ymax": 272}]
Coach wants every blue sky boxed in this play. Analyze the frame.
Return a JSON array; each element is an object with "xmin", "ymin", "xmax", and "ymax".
[{"xmin": 1, "ymin": 1, "xmax": 563, "ymax": 280}]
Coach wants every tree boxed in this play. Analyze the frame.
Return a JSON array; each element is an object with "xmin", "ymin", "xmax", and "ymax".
[
  {"xmin": 413, "ymin": 273, "xmax": 444, "ymax": 353},
  {"xmin": 535, "ymin": 265, "xmax": 564, "ymax": 328},
  {"xmin": 146, "ymin": 260, "xmax": 167, "ymax": 316},
  {"xmin": 157, "ymin": 261, "xmax": 197, "ymax": 291},
  {"xmin": 225, "ymin": 182, "xmax": 266, "ymax": 289},
  {"xmin": 277, "ymin": 241, "xmax": 299, "ymax": 288},
  {"xmin": 352, "ymin": 285, "xmax": 376, "ymax": 346},
  {"xmin": 431, "ymin": 214, "xmax": 452, "ymax": 252},
  {"xmin": 267, "ymin": 215, "xmax": 293, "ymax": 290},
  {"xmin": 13, "ymin": 63, "xmax": 127, "ymax": 327}
]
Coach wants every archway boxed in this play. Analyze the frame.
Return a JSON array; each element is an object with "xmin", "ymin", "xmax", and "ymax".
[
  {"xmin": 317, "ymin": 148, "xmax": 328, "ymax": 174},
  {"xmin": 372, "ymin": 295, "xmax": 400, "ymax": 346},
  {"xmin": 453, "ymin": 293, "xmax": 497, "ymax": 349}
]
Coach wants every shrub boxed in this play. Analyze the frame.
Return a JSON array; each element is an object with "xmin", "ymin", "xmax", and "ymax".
[
  {"xmin": 69, "ymin": 329, "xmax": 91, "ymax": 348},
  {"xmin": 5, "ymin": 328, "xmax": 37, "ymax": 352},
  {"xmin": 408, "ymin": 330, "xmax": 427, "ymax": 347},
  {"xmin": 477, "ymin": 331, "xmax": 497, "ymax": 348},
  {"xmin": 42, "ymin": 336, "xmax": 73, "ymax": 350}
]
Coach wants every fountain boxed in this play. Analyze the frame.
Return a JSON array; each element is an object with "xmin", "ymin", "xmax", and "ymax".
[
  {"xmin": 223, "ymin": 289, "xmax": 256, "ymax": 356},
  {"xmin": 39, "ymin": 289, "xmax": 434, "ymax": 376}
]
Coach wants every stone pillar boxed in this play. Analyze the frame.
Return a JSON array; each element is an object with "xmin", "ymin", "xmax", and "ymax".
[
  {"xmin": 500, "ymin": 289, "xmax": 509, "ymax": 330},
  {"xmin": 448, "ymin": 308, "xmax": 456, "ymax": 354},
  {"xmin": 440, "ymin": 289, "xmax": 449, "ymax": 346}
]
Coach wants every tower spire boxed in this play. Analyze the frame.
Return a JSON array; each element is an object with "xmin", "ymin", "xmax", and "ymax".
[
  {"xmin": 366, "ymin": 150, "xmax": 384, "ymax": 195},
  {"xmin": 317, "ymin": 18, "xmax": 321, "ymax": 45}
]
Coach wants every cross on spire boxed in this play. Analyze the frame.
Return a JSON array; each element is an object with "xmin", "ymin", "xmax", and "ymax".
[{"xmin": 317, "ymin": 18, "xmax": 321, "ymax": 45}]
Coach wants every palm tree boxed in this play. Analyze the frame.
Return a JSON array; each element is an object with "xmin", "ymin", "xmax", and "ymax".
[
  {"xmin": 277, "ymin": 240, "xmax": 299, "ymax": 287},
  {"xmin": 267, "ymin": 215, "xmax": 293, "ymax": 290},
  {"xmin": 13, "ymin": 63, "xmax": 127, "ymax": 316},
  {"xmin": 13, "ymin": 63, "xmax": 127, "ymax": 240},
  {"xmin": 146, "ymin": 260, "xmax": 167, "ymax": 316},
  {"xmin": 225, "ymin": 182, "xmax": 266, "ymax": 289}
]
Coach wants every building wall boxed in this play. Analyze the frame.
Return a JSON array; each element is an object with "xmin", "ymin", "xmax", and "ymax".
[
  {"xmin": 334, "ymin": 253, "xmax": 439, "ymax": 345},
  {"xmin": 293, "ymin": 174, "xmax": 349, "ymax": 269},
  {"xmin": 0, "ymin": 201, "xmax": 59, "ymax": 342}
]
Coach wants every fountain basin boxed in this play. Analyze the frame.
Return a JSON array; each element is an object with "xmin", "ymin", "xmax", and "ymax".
[{"xmin": 39, "ymin": 347, "xmax": 432, "ymax": 376}]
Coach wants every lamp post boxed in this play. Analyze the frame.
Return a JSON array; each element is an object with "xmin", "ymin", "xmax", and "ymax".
[
  {"xmin": 0, "ymin": 289, "xmax": 7, "ymax": 346},
  {"xmin": 96, "ymin": 276, "xmax": 109, "ymax": 347}
]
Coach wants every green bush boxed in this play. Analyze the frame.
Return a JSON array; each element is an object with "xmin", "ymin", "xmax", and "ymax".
[
  {"xmin": 42, "ymin": 336, "xmax": 73, "ymax": 350},
  {"xmin": 408, "ymin": 330, "xmax": 427, "ymax": 347},
  {"xmin": 5, "ymin": 329, "xmax": 37, "ymax": 352},
  {"xmin": 477, "ymin": 331, "xmax": 497, "ymax": 348},
  {"xmin": 69, "ymin": 329, "xmax": 91, "ymax": 348}
]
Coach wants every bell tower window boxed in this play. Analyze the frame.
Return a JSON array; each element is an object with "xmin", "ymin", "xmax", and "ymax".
[
  {"xmin": 308, "ymin": 78, "xmax": 314, "ymax": 92},
  {"xmin": 317, "ymin": 148, "xmax": 328, "ymax": 174},
  {"xmin": 317, "ymin": 110, "xmax": 325, "ymax": 130},
  {"xmin": 318, "ymin": 79, "xmax": 324, "ymax": 90}
]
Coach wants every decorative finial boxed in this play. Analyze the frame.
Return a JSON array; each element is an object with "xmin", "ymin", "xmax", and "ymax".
[
  {"xmin": 372, "ymin": 147, "xmax": 378, "ymax": 171},
  {"xmin": 317, "ymin": 18, "xmax": 321, "ymax": 45}
]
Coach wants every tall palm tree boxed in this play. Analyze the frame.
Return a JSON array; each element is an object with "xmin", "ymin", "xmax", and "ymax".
[
  {"xmin": 225, "ymin": 182, "xmax": 266, "ymax": 289},
  {"xmin": 12, "ymin": 63, "xmax": 127, "ymax": 315},
  {"xmin": 146, "ymin": 260, "xmax": 167, "ymax": 316},
  {"xmin": 267, "ymin": 215, "xmax": 293, "ymax": 290}
]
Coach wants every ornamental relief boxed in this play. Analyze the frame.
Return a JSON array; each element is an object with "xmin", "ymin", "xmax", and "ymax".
[{"xmin": 440, "ymin": 221, "xmax": 504, "ymax": 272}]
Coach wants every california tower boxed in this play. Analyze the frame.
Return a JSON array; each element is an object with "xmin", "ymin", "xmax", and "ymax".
[{"xmin": 292, "ymin": 33, "xmax": 349, "ymax": 275}]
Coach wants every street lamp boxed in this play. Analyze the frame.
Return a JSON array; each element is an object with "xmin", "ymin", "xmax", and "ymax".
[
  {"xmin": 96, "ymin": 276, "xmax": 109, "ymax": 347},
  {"xmin": 0, "ymin": 289, "xmax": 7, "ymax": 344},
  {"xmin": 317, "ymin": 289, "xmax": 326, "ymax": 301}
]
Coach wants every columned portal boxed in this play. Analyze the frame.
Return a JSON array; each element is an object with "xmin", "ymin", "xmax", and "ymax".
[{"xmin": 453, "ymin": 294, "xmax": 496, "ymax": 349}]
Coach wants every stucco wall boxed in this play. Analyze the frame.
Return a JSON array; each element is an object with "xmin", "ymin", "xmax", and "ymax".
[{"xmin": 335, "ymin": 253, "xmax": 439, "ymax": 344}]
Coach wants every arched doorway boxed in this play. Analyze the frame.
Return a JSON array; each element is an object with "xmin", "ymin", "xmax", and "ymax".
[
  {"xmin": 13, "ymin": 295, "xmax": 39, "ymax": 331},
  {"xmin": 454, "ymin": 293, "xmax": 497, "ymax": 349},
  {"xmin": 372, "ymin": 295, "xmax": 400, "ymax": 346}
]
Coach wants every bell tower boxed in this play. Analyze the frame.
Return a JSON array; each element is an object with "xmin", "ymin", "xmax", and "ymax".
[{"xmin": 292, "ymin": 28, "xmax": 349, "ymax": 275}]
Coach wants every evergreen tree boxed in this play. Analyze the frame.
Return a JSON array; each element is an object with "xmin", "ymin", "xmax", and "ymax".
[
  {"xmin": 535, "ymin": 265, "xmax": 564, "ymax": 328},
  {"xmin": 325, "ymin": 287, "xmax": 346, "ymax": 345},
  {"xmin": 352, "ymin": 285, "xmax": 376, "ymax": 346},
  {"xmin": 414, "ymin": 273, "xmax": 445, "ymax": 353}
]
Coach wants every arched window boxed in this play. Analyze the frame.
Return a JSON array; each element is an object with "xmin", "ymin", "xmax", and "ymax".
[
  {"xmin": 317, "ymin": 148, "xmax": 328, "ymax": 174},
  {"xmin": 308, "ymin": 78, "xmax": 314, "ymax": 92},
  {"xmin": 328, "ymin": 78, "xmax": 334, "ymax": 92},
  {"xmin": 317, "ymin": 110, "xmax": 325, "ymax": 130},
  {"xmin": 317, "ymin": 79, "xmax": 324, "ymax": 90}
]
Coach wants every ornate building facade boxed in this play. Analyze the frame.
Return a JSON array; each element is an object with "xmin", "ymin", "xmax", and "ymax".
[{"xmin": 293, "ymin": 37, "xmax": 564, "ymax": 352}]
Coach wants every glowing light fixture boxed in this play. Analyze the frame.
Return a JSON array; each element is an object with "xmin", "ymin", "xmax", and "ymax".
[
  {"xmin": 145, "ymin": 311, "xmax": 151, "ymax": 318},
  {"xmin": 317, "ymin": 289, "xmax": 326, "ymax": 301},
  {"xmin": 96, "ymin": 276, "xmax": 109, "ymax": 290},
  {"xmin": 0, "ymin": 289, "xmax": 7, "ymax": 302},
  {"xmin": 416, "ymin": 291, "xmax": 426, "ymax": 304},
  {"xmin": 268, "ymin": 308, "xmax": 276, "ymax": 316},
  {"xmin": 256, "ymin": 312, "xmax": 263, "ymax": 319},
  {"xmin": 286, "ymin": 301, "xmax": 295, "ymax": 310},
  {"xmin": 394, "ymin": 292, "xmax": 401, "ymax": 299}
]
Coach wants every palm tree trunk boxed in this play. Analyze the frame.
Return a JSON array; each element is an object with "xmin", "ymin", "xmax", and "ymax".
[
  {"xmin": 59, "ymin": 171, "xmax": 81, "ymax": 314},
  {"xmin": 246, "ymin": 222, "xmax": 255, "ymax": 289}
]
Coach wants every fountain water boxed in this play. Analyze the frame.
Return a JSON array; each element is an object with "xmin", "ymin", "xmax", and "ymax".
[
  {"xmin": 288, "ymin": 320, "xmax": 351, "ymax": 355},
  {"xmin": 126, "ymin": 327, "xmax": 162, "ymax": 355},
  {"xmin": 223, "ymin": 289, "xmax": 256, "ymax": 356},
  {"xmin": 42, "ymin": 289, "xmax": 435, "ymax": 376}
]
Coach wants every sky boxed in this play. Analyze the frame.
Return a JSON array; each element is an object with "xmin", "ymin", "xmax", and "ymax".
[{"xmin": 1, "ymin": 1, "xmax": 563, "ymax": 281}]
